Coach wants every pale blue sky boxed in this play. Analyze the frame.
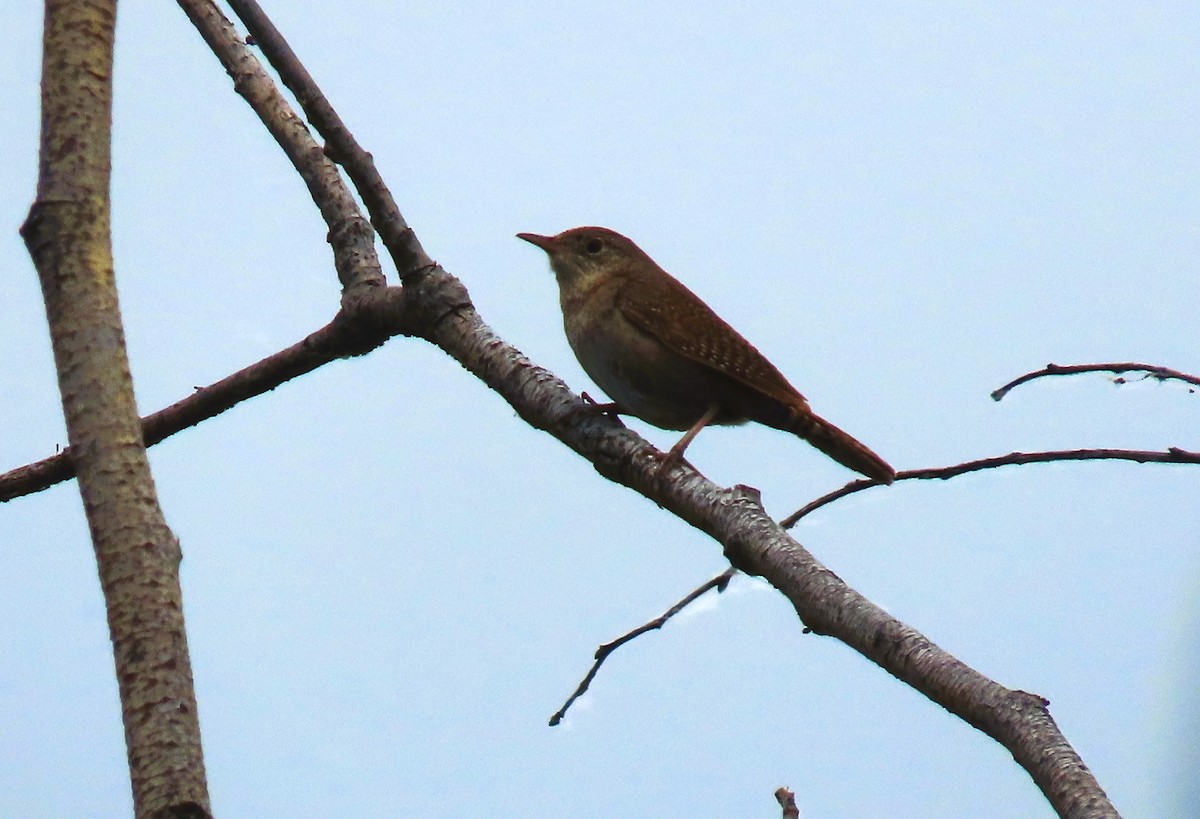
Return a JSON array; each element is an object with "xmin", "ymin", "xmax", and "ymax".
[{"xmin": 2, "ymin": 3, "xmax": 1198, "ymax": 817}]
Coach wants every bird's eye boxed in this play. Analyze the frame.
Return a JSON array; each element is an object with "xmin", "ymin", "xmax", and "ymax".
[{"xmin": 584, "ymin": 238, "xmax": 605, "ymax": 255}]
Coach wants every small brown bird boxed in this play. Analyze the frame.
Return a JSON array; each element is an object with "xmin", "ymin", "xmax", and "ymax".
[{"xmin": 517, "ymin": 226, "xmax": 895, "ymax": 484}]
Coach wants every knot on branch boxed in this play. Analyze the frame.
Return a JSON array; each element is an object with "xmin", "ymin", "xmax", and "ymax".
[
  {"xmin": 328, "ymin": 285, "xmax": 410, "ymax": 356},
  {"xmin": 398, "ymin": 264, "xmax": 476, "ymax": 340}
]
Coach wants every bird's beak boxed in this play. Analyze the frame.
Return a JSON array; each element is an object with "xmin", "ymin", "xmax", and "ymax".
[{"xmin": 516, "ymin": 232, "xmax": 556, "ymax": 254}]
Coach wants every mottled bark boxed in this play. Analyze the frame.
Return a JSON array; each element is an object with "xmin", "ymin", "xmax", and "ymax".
[{"xmin": 22, "ymin": 1, "xmax": 210, "ymax": 815}]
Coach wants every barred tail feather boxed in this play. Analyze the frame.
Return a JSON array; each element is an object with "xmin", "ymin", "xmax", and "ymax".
[{"xmin": 788, "ymin": 410, "xmax": 895, "ymax": 484}]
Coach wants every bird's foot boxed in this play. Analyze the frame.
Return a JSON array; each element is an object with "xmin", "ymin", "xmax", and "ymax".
[
  {"xmin": 559, "ymin": 392, "xmax": 628, "ymax": 432},
  {"xmin": 580, "ymin": 392, "xmax": 627, "ymax": 419},
  {"xmin": 647, "ymin": 445, "xmax": 698, "ymax": 491}
]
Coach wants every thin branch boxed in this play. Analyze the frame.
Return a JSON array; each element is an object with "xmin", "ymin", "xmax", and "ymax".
[
  {"xmin": 782, "ymin": 447, "xmax": 1200, "ymax": 527},
  {"xmin": 549, "ymin": 568, "xmax": 737, "ymax": 726},
  {"xmin": 224, "ymin": 0, "xmax": 434, "ymax": 282},
  {"xmin": 176, "ymin": 0, "xmax": 384, "ymax": 294},
  {"xmin": 0, "ymin": 288, "xmax": 432, "ymax": 502},
  {"xmin": 992, "ymin": 362, "xmax": 1200, "ymax": 401}
]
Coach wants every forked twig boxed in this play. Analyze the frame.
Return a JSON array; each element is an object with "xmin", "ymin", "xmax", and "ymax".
[{"xmin": 550, "ymin": 567, "xmax": 738, "ymax": 726}]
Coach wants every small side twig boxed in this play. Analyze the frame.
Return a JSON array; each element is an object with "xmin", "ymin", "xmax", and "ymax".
[
  {"xmin": 549, "ymin": 567, "xmax": 738, "ymax": 726},
  {"xmin": 992, "ymin": 362, "xmax": 1200, "ymax": 401},
  {"xmin": 782, "ymin": 447, "xmax": 1200, "ymax": 526},
  {"xmin": 774, "ymin": 788, "xmax": 799, "ymax": 819}
]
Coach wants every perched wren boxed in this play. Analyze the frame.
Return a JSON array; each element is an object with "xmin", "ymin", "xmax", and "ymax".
[{"xmin": 517, "ymin": 226, "xmax": 895, "ymax": 484}]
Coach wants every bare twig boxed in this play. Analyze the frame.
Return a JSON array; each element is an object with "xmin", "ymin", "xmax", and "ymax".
[
  {"xmin": 992, "ymin": 362, "xmax": 1200, "ymax": 401},
  {"xmin": 782, "ymin": 447, "xmax": 1200, "ymax": 527},
  {"xmin": 549, "ymin": 568, "xmax": 738, "ymax": 726}
]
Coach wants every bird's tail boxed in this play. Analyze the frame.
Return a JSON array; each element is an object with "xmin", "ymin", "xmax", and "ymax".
[{"xmin": 782, "ymin": 409, "xmax": 896, "ymax": 484}]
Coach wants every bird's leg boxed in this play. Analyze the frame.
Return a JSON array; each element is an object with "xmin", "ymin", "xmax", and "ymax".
[{"xmin": 655, "ymin": 403, "xmax": 720, "ymax": 474}]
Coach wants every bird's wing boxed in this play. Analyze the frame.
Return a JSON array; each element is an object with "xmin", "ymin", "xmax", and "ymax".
[{"xmin": 614, "ymin": 269, "xmax": 807, "ymax": 407}]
